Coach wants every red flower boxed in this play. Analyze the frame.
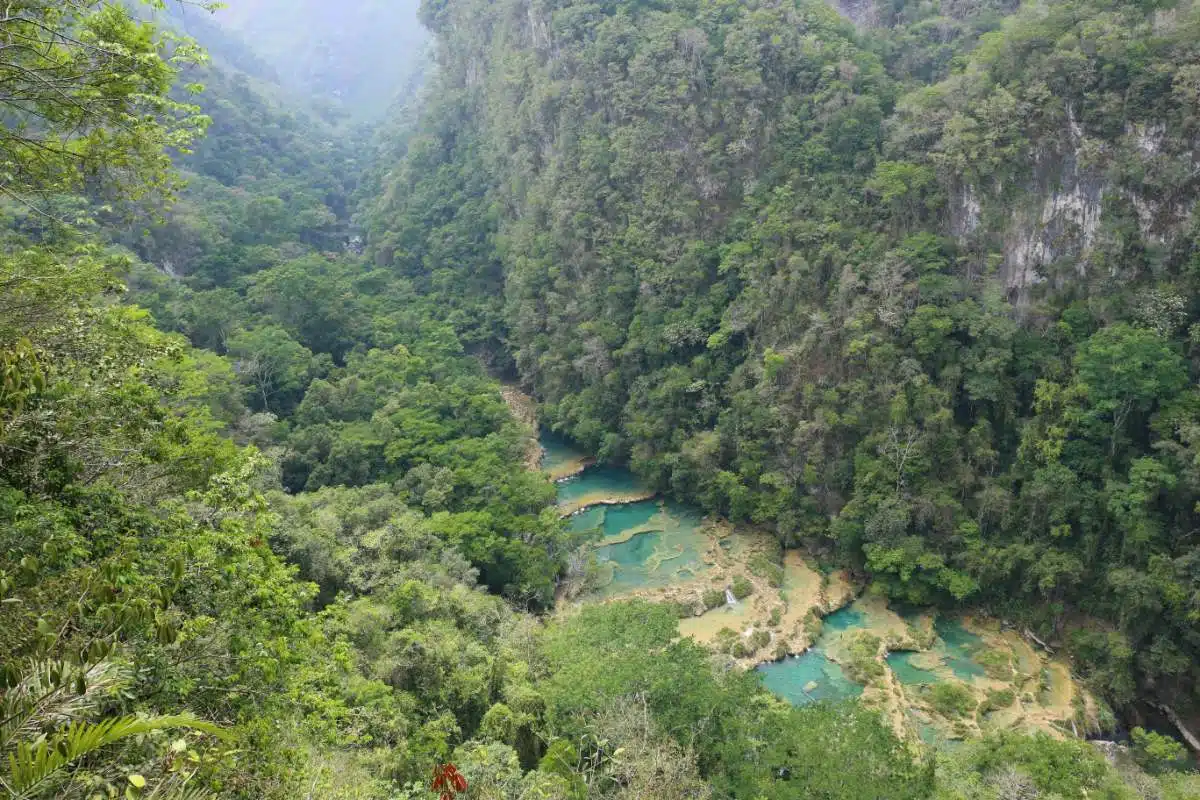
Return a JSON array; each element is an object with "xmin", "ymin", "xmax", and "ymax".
[{"xmin": 431, "ymin": 763, "xmax": 468, "ymax": 799}]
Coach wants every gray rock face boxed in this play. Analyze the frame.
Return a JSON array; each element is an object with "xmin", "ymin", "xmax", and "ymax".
[
  {"xmin": 1090, "ymin": 740, "xmax": 1129, "ymax": 765},
  {"xmin": 950, "ymin": 107, "xmax": 1197, "ymax": 304}
]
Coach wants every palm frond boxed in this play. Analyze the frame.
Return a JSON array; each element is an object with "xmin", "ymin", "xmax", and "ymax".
[
  {"xmin": 145, "ymin": 773, "xmax": 216, "ymax": 800},
  {"xmin": 0, "ymin": 659, "xmax": 126, "ymax": 755},
  {"xmin": 4, "ymin": 713, "xmax": 225, "ymax": 800}
]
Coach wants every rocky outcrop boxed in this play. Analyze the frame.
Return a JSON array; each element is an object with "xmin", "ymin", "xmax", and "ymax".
[{"xmin": 952, "ymin": 108, "xmax": 1198, "ymax": 303}]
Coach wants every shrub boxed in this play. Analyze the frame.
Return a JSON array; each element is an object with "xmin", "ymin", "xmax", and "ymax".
[
  {"xmin": 702, "ymin": 588, "xmax": 726, "ymax": 610},
  {"xmin": 713, "ymin": 627, "xmax": 739, "ymax": 654},
  {"xmin": 731, "ymin": 574, "xmax": 754, "ymax": 600},
  {"xmin": 982, "ymin": 688, "xmax": 1015, "ymax": 713},
  {"xmin": 804, "ymin": 611, "xmax": 823, "ymax": 640},
  {"xmin": 668, "ymin": 601, "xmax": 694, "ymax": 619},
  {"xmin": 748, "ymin": 553, "xmax": 784, "ymax": 587},
  {"xmin": 929, "ymin": 683, "xmax": 977, "ymax": 719},
  {"xmin": 975, "ymin": 648, "xmax": 1013, "ymax": 680},
  {"xmin": 842, "ymin": 631, "xmax": 885, "ymax": 684},
  {"xmin": 1131, "ymin": 727, "xmax": 1187, "ymax": 772}
]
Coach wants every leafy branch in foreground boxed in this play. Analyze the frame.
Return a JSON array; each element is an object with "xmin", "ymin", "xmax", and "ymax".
[
  {"xmin": 0, "ymin": 0, "xmax": 215, "ymax": 215},
  {"xmin": 0, "ymin": 659, "xmax": 225, "ymax": 800}
]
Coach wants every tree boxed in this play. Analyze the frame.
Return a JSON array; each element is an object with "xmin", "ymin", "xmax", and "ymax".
[
  {"xmin": 226, "ymin": 326, "xmax": 317, "ymax": 412},
  {"xmin": 1075, "ymin": 325, "xmax": 1188, "ymax": 455},
  {"xmin": 1131, "ymin": 727, "xmax": 1187, "ymax": 773},
  {"xmin": 0, "ymin": 0, "xmax": 211, "ymax": 213}
]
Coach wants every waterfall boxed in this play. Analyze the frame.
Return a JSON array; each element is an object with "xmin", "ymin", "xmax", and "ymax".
[{"xmin": 724, "ymin": 588, "xmax": 737, "ymax": 606}]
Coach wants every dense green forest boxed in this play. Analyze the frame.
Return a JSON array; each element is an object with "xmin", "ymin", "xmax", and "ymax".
[
  {"xmin": 373, "ymin": 0, "xmax": 1200, "ymax": 743},
  {"xmin": 1, "ymin": 0, "xmax": 1199, "ymax": 798}
]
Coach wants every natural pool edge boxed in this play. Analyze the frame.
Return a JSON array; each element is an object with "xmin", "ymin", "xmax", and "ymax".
[{"xmin": 538, "ymin": 431, "xmax": 1103, "ymax": 748}]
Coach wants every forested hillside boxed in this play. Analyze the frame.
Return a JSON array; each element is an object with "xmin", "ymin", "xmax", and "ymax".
[
  {"xmin": 372, "ymin": 0, "xmax": 1200, "ymax": 740},
  {"xmin": 2, "ymin": 0, "xmax": 1199, "ymax": 798}
]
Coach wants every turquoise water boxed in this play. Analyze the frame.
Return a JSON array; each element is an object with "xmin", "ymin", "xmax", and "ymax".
[
  {"xmin": 887, "ymin": 652, "xmax": 941, "ymax": 685},
  {"xmin": 757, "ymin": 650, "xmax": 864, "ymax": 704},
  {"xmin": 754, "ymin": 604, "xmax": 872, "ymax": 706},
  {"xmin": 886, "ymin": 618, "xmax": 986, "ymax": 686},
  {"xmin": 599, "ymin": 531, "xmax": 664, "ymax": 569},
  {"xmin": 567, "ymin": 505, "xmax": 607, "ymax": 533},
  {"xmin": 540, "ymin": 430, "xmax": 587, "ymax": 473},
  {"xmin": 570, "ymin": 501, "xmax": 660, "ymax": 539},
  {"xmin": 822, "ymin": 605, "xmax": 866, "ymax": 633},
  {"xmin": 587, "ymin": 500, "xmax": 711, "ymax": 596},
  {"xmin": 541, "ymin": 432, "xmax": 987, "ymax": 720},
  {"xmin": 557, "ymin": 465, "xmax": 648, "ymax": 508},
  {"xmin": 909, "ymin": 710, "xmax": 943, "ymax": 745},
  {"xmin": 552, "ymin": 445, "xmax": 707, "ymax": 596},
  {"xmin": 934, "ymin": 618, "xmax": 986, "ymax": 680}
]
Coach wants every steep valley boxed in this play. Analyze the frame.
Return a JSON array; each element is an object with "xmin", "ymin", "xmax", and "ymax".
[{"xmin": 2, "ymin": 0, "xmax": 1200, "ymax": 798}]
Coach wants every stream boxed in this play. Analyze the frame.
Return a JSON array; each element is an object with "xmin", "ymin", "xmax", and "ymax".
[{"xmin": 543, "ymin": 431, "xmax": 1101, "ymax": 745}]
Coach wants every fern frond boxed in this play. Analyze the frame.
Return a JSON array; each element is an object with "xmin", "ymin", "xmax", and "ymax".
[
  {"xmin": 5, "ymin": 713, "xmax": 225, "ymax": 800},
  {"xmin": 0, "ymin": 659, "xmax": 126, "ymax": 755},
  {"xmin": 145, "ymin": 773, "xmax": 215, "ymax": 800}
]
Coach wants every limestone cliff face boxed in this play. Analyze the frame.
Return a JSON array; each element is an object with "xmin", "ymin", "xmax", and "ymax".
[
  {"xmin": 829, "ymin": 0, "xmax": 1198, "ymax": 303},
  {"xmin": 950, "ymin": 109, "xmax": 1197, "ymax": 301}
]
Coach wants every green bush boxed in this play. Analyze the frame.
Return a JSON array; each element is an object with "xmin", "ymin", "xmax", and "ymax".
[
  {"xmin": 702, "ymin": 588, "xmax": 726, "ymax": 610},
  {"xmin": 748, "ymin": 553, "xmax": 784, "ymax": 588},
  {"xmin": 712, "ymin": 627, "xmax": 739, "ymax": 654},
  {"xmin": 669, "ymin": 601, "xmax": 695, "ymax": 619},
  {"xmin": 1132, "ymin": 727, "xmax": 1187, "ymax": 772},
  {"xmin": 975, "ymin": 648, "xmax": 1013, "ymax": 680},
  {"xmin": 731, "ymin": 575, "xmax": 754, "ymax": 600},
  {"xmin": 842, "ymin": 631, "xmax": 885, "ymax": 684},
  {"xmin": 981, "ymin": 688, "xmax": 1015, "ymax": 713},
  {"xmin": 928, "ymin": 683, "xmax": 977, "ymax": 719}
]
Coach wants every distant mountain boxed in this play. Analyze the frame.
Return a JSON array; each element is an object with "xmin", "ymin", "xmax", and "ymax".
[{"xmin": 206, "ymin": 0, "xmax": 429, "ymax": 118}]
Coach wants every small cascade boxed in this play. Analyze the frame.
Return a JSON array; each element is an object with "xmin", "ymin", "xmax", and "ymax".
[{"xmin": 725, "ymin": 587, "xmax": 737, "ymax": 606}]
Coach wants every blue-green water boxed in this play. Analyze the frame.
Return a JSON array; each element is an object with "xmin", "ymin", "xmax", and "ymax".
[
  {"xmin": 600, "ymin": 530, "xmax": 664, "ymax": 568},
  {"xmin": 569, "ymin": 500, "xmax": 660, "ymax": 539},
  {"xmin": 934, "ymin": 618, "xmax": 986, "ymax": 680},
  {"xmin": 822, "ymin": 605, "xmax": 866, "ymax": 633},
  {"xmin": 540, "ymin": 431, "xmax": 587, "ymax": 474},
  {"xmin": 581, "ymin": 500, "xmax": 712, "ymax": 596},
  {"xmin": 544, "ymin": 432, "xmax": 998, "ymax": 719},
  {"xmin": 754, "ymin": 604, "xmax": 872, "ymax": 705},
  {"xmin": 757, "ymin": 650, "xmax": 864, "ymax": 704},
  {"xmin": 885, "ymin": 617, "xmax": 986, "ymax": 686},
  {"xmin": 909, "ymin": 710, "xmax": 943, "ymax": 745},
  {"xmin": 567, "ymin": 505, "xmax": 606, "ymax": 533},
  {"xmin": 887, "ymin": 652, "xmax": 941, "ymax": 686},
  {"xmin": 557, "ymin": 465, "xmax": 648, "ymax": 508},
  {"xmin": 552, "ymin": 441, "xmax": 706, "ymax": 596}
]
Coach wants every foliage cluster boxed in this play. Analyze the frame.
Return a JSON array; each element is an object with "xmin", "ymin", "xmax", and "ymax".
[
  {"xmin": 371, "ymin": 0, "xmax": 1200, "ymax": 724},
  {"xmin": 2, "ymin": 1, "xmax": 1198, "ymax": 798}
]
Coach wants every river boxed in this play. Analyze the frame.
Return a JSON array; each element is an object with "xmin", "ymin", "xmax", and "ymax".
[{"xmin": 542, "ymin": 430, "xmax": 1103, "ymax": 745}]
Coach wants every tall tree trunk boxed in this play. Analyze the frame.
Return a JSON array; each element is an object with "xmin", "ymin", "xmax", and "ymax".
[{"xmin": 1154, "ymin": 703, "xmax": 1200, "ymax": 754}]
